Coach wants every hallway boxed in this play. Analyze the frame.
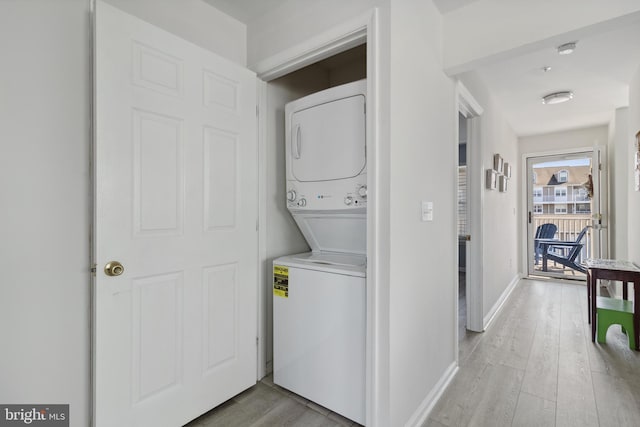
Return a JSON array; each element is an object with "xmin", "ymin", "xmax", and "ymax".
[{"xmin": 426, "ymin": 279, "xmax": 640, "ymax": 426}]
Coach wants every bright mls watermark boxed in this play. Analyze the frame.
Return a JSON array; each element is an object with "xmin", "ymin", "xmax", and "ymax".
[{"xmin": 0, "ymin": 405, "xmax": 68, "ymax": 426}]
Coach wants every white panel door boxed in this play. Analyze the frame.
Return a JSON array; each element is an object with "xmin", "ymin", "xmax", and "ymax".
[{"xmin": 94, "ymin": 2, "xmax": 257, "ymax": 426}]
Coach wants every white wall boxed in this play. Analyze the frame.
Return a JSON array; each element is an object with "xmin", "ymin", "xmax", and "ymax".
[
  {"xmin": 442, "ymin": 0, "xmax": 640, "ymax": 74},
  {"xmin": 246, "ymin": 0, "xmax": 386, "ymax": 70},
  {"xmin": 0, "ymin": 1, "xmax": 90, "ymax": 425},
  {"xmin": 0, "ymin": 2, "xmax": 246, "ymax": 426},
  {"xmin": 627, "ymin": 66, "xmax": 640, "ymax": 263},
  {"xmin": 104, "ymin": 0, "xmax": 247, "ymax": 65},
  {"xmin": 610, "ymin": 108, "xmax": 629, "ymax": 259},
  {"xmin": 387, "ymin": 1, "xmax": 456, "ymax": 425},
  {"xmin": 519, "ymin": 125, "xmax": 609, "ymax": 155},
  {"xmin": 458, "ymin": 71, "xmax": 519, "ymax": 324}
]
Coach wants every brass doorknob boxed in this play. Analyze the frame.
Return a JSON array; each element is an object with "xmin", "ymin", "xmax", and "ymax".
[{"xmin": 104, "ymin": 261, "xmax": 124, "ymax": 277}]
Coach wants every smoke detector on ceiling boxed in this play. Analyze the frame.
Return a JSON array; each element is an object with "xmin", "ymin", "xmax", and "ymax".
[
  {"xmin": 557, "ymin": 42, "xmax": 577, "ymax": 55},
  {"xmin": 542, "ymin": 91, "xmax": 574, "ymax": 105}
]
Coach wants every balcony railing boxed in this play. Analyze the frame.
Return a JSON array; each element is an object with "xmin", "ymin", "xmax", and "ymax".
[
  {"xmin": 533, "ymin": 195, "xmax": 591, "ymax": 203},
  {"xmin": 533, "ymin": 214, "xmax": 593, "ymax": 275}
]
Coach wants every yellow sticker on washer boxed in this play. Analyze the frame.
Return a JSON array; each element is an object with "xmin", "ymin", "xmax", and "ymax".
[{"xmin": 273, "ymin": 265, "xmax": 289, "ymax": 298}]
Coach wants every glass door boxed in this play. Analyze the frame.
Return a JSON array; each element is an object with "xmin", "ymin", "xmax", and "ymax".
[{"xmin": 526, "ymin": 149, "xmax": 605, "ymax": 279}]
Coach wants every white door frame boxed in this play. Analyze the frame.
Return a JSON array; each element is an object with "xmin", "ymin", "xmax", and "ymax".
[
  {"xmin": 253, "ymin": 9, "xmax": 382, "ymax": 427},
  {"xmin": 456, "ymin": 81, "xmax": 484, "ymax": 338}
]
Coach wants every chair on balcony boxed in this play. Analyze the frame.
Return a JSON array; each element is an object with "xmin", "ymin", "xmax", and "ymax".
[
  {"xmin": 545, "ymin": 226, "xmax": 589, "ymax": 273},
  {"xmin": 534, "ymin": 223, "xmax": 557, "ymax": 264}
]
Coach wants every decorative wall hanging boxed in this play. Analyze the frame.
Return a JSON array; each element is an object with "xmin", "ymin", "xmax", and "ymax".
[
  {"xmin": 499, "ymin": 175, "xmax": 508, "ymax": 192},
  {"xmin": 493, "ymin": 154, "xmax": 504, "ymax": 174},
  {"xmin": 486, "ymin": 169, "xmax": 497, "ymax": 190}
]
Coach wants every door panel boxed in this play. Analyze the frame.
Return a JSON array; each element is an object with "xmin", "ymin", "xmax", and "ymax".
[
  {"xmin": 94, "ymin": 2, "xmax": 257, "ymax": 426},
  {"xmin": 133, "ymin": 109, "xmax": 184, "ymax": 236}
]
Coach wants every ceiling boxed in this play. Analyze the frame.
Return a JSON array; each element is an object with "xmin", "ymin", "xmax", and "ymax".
[
  {"xmin": 432, "ymin": 0, "xmax": 481, "ymax": 14},
  {"xmin": 472, "ymin": 19, "xmax": 640, "ymax": 136},
  {"xmin": 205, "ymin": 0, "xmax": 483, "ymax": 23},
  {"xmin": 201, "ymin": 0, "xmax": 640, "ymax": 137},
  {"xmin": 202, "ymin": 0, "xmax": 284, "ymax": 23}
]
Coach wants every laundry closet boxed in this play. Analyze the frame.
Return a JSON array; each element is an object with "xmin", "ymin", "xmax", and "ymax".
[{"xmin": 263, "ymin": 43, "xmax": 367, "ymax": 424}]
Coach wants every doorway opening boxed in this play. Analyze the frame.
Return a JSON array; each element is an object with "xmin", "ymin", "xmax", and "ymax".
[
  {"xmin": 456, "ymin": 82, "xmax": 484, "ymax": 343},
  {"xmin": 255, "ymin": 14, "xmax": 381, "ymax": 425},
  {"xmin": 457, "ymin": 113, "xmax": 469, "ymax": 341},
  {"xmin": 260, "ymin": 43, "xmax": 367, "ymax": 376},
  {"xmin": 526, "ymin": 149, "xmax": 606, "ymax": 280}
]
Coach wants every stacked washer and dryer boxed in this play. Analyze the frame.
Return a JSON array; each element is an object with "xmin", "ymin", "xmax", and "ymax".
[{"xmin": 273, "ymin": 79, "xmax": 367, "ymax": 424}]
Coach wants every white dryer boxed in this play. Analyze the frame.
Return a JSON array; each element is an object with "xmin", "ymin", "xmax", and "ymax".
[{"xmin": 285, "ymin": 79, "xmax": 367, "ymax": 255}]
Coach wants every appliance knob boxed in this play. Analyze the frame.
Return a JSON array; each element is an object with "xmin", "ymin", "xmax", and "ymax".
[
  {"xmin": 287, "ymin": 190, "xmax": 297, "ymax": 202},
  {"xmin": 297, "ymin": 198, "xmax": 307, "ymax": 207},
  {"xmin": 358, "ymin": 185, "xmax": 368, "ymax": 198},
  {"xmin": 344, "ymin": 196, "xmax": 353, "ymax": 206}
]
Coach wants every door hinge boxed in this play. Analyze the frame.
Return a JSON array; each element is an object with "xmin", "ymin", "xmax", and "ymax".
[
  {"xmin": 256, "ymin": 105, "xmax": 259, "ymax": 116},
  {"xmin": 90, "ymin": 263, "xmax": 97, "ymax": 276},
  {"xmin": 256, "ymin": 337, "xmax": 259, "ymax": 347},
  {"xmin": 528, "ymin": 211, "xmax": 532, "ymax": 224},
  {"xmin": 599, "ymin": 163, "xmax": 602, "ymax": 171}
]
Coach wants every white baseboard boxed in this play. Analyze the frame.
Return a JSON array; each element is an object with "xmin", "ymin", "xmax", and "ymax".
[
  {"xmin": 483, "ymin": 274, "xmax": 521, "ymax": 330},
  {"xmin": 404, "ymin": 361, "xmax": 458, "ymax": 427}
]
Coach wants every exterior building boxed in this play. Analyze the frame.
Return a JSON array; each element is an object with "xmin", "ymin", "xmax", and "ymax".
[{"xmin": 532, "ymin": 165, "xmax": 591, "ymax": 216}]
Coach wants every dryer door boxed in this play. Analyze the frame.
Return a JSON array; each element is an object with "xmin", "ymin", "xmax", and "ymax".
[{"xmin": 290, "ymin": 95, "xmax": 365, "ymax": 182}]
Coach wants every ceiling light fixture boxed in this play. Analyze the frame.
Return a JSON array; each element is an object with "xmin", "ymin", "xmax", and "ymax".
[
  {"xmin": 557, "ymin": 42, "xmax": 577, "ymax": 55},
  {"xmin": 542, "ymin": 91, "xmax": 574, "ymax": 105},
  {"xmin": 542, "ymin": 66, "xmax": 552, "ymax": 72}
]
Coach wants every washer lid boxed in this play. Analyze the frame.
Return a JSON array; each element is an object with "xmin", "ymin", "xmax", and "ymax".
[
  {"xmin": 274, "ymin": 251, "xmax": 366, "ymax": 277},
  {"xmin": 292, "ymin": 252, "xmax": 366, "ymax": 267},
  {"xmin": 292, "ymin": 212, "xmax": 366, "ymax": 255}
]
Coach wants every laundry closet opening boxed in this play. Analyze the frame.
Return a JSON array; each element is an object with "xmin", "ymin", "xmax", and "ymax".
[{"xmin": 262, "ymin": 42, "xmax": 368, "ymax": 424}]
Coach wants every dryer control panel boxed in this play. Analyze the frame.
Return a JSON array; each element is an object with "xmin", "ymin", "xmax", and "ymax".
[{"xmin": 286, "ymin": 177, "xmax": 367, "ymax": 212}]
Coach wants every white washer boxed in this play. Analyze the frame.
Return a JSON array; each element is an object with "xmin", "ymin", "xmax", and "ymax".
[{"xmin": 273, "ymin": 252, "xmax": 365, "ymax": 424}]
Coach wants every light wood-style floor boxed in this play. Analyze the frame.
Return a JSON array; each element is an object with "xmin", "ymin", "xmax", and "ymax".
[
  {"xmin": 185, "ymin": 374, "xmax": 362, "ymax": 427},
  {"xmin": 426, "ymin": 279, "xmax": 640, "ymax": 427},
  {"xmin": 187, "ymin": 279, "xmax": 639, "ymax": 427}
]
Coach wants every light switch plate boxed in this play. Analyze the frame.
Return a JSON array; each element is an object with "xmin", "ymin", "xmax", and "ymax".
[{"xmin": 421, "ymin": 201, "xmax": 433, "ymax": 221}]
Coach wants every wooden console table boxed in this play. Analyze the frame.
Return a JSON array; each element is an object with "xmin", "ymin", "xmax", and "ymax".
[{"xmin": 585, "ymin": 259, "xmax": 640, "ymax": 350}]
